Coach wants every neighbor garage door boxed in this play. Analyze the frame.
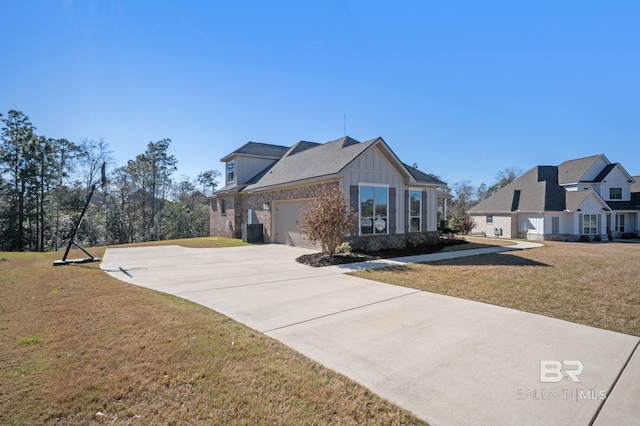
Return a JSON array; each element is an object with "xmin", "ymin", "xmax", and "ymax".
[{"xmin": 273, "ymin": 200, "xmax": 318, "ymax": 249}]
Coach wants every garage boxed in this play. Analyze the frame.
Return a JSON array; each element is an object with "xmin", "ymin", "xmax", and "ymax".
[{"xmin": 273, "ymin": 199, "xmax": 318, "ymax": 249}]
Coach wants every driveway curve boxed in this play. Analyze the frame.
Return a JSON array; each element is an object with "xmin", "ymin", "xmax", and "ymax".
[{"xmin": 101, "ymin": 243, "xmax": 638, "ymax": 426}]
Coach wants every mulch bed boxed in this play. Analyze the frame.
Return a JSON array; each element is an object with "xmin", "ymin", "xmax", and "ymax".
[{"xmin": 296, "ymin": 239, "xmax": 469, "ymax": 267}]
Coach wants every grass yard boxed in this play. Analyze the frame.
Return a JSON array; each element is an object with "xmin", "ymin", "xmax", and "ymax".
[
  {"xmin": 353, "ymin": 239, "xmax": 640, "ymax": 337},
  {"xmin": 0, "ymin": 238, "xmax": 426, "ymax": 425}
]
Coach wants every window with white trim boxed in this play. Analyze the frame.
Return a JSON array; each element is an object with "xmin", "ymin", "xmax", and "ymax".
[
  {"xmin": 609, "ymin": 187, "xmax": 622, "ymax": 200},
  {"xmin": 409, "ymin": 190, "xmax": 421, "ymax": 232},
  {"xmin": 227, "ymin": 161, "xmax": 235, "ymax": 184},
  {"xmin": 582, "ymin": 214, "xmax": 598, "ymax": 234},
  {"xmin": 616, "ymin": 214, "xmax": 625, "ymax": 232},
  {"xmin": 360, "ymin": 186, "xmax": 388, "ymax": 235},
  {"xmin": 487, "ymin": 214, "xmax": 493, "ymax": 224}
]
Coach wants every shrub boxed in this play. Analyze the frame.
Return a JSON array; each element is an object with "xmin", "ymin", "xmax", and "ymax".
[
  {"xmin": 299, "ymin": 186, "xmax": 358, "ymax": 255},
  {"xmin": 579, "ymin": 235, "xmax": 591, "ymax": 242},
  {"xmin": 449, "ymin": 212, "xmax": 476, "ymax": 235},
  {"xmin": 563, "ymin": 236, "xmax": 569, "ymax": 242},
  {"xmin": 594, "ymin": 235, "xmax": 602, "ymax": 242},
  {"xmin": 336, "ymin": 242, "xmax": 352, "ymax": 254},
  {"xmin": 361, "ymin": 237, "xmax": 382, "ymax": 252},
  {"xmin": 406, "ymin": 233, "xmax": 427, "ymax": 247}
]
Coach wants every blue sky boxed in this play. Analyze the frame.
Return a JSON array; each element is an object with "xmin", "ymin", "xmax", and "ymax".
[{"xmin": 2, "ymin": 1, "xmax": 639, "ymax": 189}]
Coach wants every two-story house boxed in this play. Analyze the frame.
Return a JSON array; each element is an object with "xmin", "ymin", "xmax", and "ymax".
[
  {"xmin": 468, "ymin": 154, "xmax": 639, "ymax": 241},
  {"xmin": 210, "ymin": 136, "xmax": 447, "ymax": 249}
]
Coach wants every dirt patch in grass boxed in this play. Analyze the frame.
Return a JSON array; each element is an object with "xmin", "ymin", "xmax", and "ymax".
[
  {"xmin": 0, "ymin": 244, "xmax": 426, "ymax": 425},
  {"xmin": 353, "ymin": 241, "xmax": 640, "ymax": 336}
]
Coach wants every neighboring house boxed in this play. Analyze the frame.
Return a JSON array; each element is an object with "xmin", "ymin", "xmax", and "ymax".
[
  {"xmin": 468, "ymin": 154, "xmax": 639, "ymax": 241},
  {"xmin": 210, "ymin": 136, "xmax": 447, "ymax": 249}
]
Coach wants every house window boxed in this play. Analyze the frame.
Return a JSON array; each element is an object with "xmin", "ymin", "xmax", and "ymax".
[
  {"xmin": 220, "ymin": 199, "xmax": 226, "ymax": 215},
  {"xmin": 610, "ymin": 187, "xmax": 622, "ymax": 200},
  {"xmin": 227, "ymin": 161, "xmax": 235, "ymax": 183},
  {"xmin": 616, "ymin": 214, "xmax": 625, "ymax": 232},
  {"xmin": 582, "ymin": 214, "xmax": 598, "ymax": 234},
  {"xmin": 409, "ymin": 190, "xmax": 421, "ymax": 232},
  {"xmin": 360, "ymin": 186, "xmax": 388, "ymax": 235},
  {"xmin": 487, "ymin": 214, "xmax": 493, "ymax": 224}
]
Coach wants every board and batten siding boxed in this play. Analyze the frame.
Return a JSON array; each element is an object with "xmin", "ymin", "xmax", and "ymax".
[
  {"xmin": 234, "ymin": 156, "xmax": 278, "ymax": 185},
  {"xmin": 572, "ymin": 195, "xmax": 607, "ymax": 236},
  {"xmin": 339, "ymin": 145, "xmax": 439, "ymax": 233},
  {"xmin": 422, "ymin": 187, "xmax": 438, "ymax": 232},
  {"xmin": 580, "ymin": 156, "xmax": 610, "ymax": 182},
  {"xmin": 601, "ymin": 166, "xmax": 632, "ymax": 201},
  {"xmin": 340, "ymin": 145, "xmax": 405, "ymax": 188},
  {"xmin": 519, "ymin": 215, "xmax": 544, "ymax": 239},
  {"xmin": 340, "ymin": 145, "xmax": 405, "ymax": 232},
  {"xmin": 543, "ymin": 213, "xmax": 573, "ymax": 235}
]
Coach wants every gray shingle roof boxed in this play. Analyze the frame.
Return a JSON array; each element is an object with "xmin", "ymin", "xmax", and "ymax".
[
  {"xmin": 469, "ymin": 167, "xmax": 559, "ymax": 213},
  {"xmin": 403, "ymin": 163, "xmax": 446, "ymax": 185},
  {"xmin": 593, "ymin": 163, "xmax": 617, "ymax": 182},
  {"xmin": 469, "ymin": 164, "xmax": 594, "ymax": 213},
  {"xmin": 217, "ymin": 136, "xmax": 446, "ymax": 194},
  {"xmin": 221, "ymin": 141, "xmax": 290, "ymax": 161},
  {"xmin": 557, "ymin": 155, "xmax": 602, "ymax": 185},
  {"xmin": 566, "ymin": 190, "xmax": 594, "ymax": 212},
  {"xmin": 607, "ymin": 199, "xmax": 640, "ymax": 210},
  {"xmin": 285, "ymin": 141, "xmax": 321, "ymax": 156},
  {"xmin": 469, "ymin": 157, "xmax": 639, "ymax": 215},
  {"xmin": 243, "ymin": 136, "xmax": 378, "ymax": 191}
]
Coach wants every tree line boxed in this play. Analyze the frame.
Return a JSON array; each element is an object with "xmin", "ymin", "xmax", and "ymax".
[
  {"xmin": 445, "ymin": 168, "xmax": 522, "ymax": 234},
  {"xmin": 0, "ymin": 110, "xmax": 219, "ymax": 252}
]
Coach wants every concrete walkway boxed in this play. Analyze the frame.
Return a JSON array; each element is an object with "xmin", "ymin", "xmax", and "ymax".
[
  {"xmin": 100, "ymin": 242, "xmax": 639, "ymax": 426},
  {"xmin": 323, "ymin": 239, "xmax": 544, "ymax": 273}
]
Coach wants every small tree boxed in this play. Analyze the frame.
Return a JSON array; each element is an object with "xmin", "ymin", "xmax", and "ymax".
[
  {"xmin": 299, "ymin": 186, "xmax": 358, "ymax": 255},
  {"xmin": 449, "ymin": 211, "xmax": 476, "ymax": 235}
]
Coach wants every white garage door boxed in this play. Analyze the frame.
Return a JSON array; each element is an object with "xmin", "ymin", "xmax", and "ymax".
[{"xmin": 273, "ymin": 200, "xmax": 318, "ymax": 249}]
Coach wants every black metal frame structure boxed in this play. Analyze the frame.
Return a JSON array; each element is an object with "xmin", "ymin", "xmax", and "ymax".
[{"xmin": 53, "ymin": 163, "xmax": 107, "ymax": 266}]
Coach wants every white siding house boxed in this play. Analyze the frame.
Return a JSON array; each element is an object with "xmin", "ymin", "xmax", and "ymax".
[{"xmin": 469, "ymin": 155, "xmax": 639, "ymax": 241}]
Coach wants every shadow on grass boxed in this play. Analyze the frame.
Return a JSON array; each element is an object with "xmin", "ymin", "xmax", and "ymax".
[{"xmin": 423, "ymin": 252, "xmax": 550, "ymax": 267}]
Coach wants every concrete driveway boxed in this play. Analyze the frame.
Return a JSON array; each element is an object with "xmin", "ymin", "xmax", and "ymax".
[{"xmin": 101, "ymin": 244, "xmax": 639, "ymax": 426}]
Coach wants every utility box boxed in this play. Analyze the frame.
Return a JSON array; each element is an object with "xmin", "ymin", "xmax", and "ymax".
[{"xmin": 242, "ymin": 223, "xmax": 264, "ymax": 243}]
